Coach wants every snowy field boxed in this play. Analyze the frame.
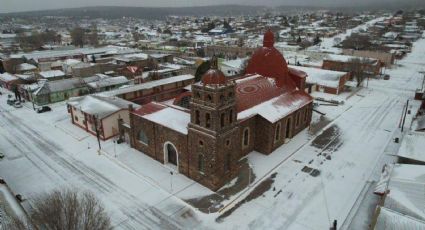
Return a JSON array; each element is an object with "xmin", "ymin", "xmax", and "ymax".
[{"xmin": 1, "ymin": 36, "xmax": 425, "ymax": 230}]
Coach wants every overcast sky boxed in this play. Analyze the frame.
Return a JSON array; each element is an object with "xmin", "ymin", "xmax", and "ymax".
[{"xmin": 0, "ymin": 0, "xmax": 420, "ymax": 13}]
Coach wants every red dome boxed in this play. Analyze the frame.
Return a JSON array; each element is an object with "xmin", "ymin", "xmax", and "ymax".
[
  {"xmin": 245, "ymin": 29, "xmax": 291, "ymax": 87},
  {"xmin": 201, "ymin": 69, "xmax": 227, "ymax": 85}
]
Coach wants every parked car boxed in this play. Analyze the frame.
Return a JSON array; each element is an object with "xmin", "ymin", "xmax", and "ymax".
[
  {"xmin": 14, "ymin": 101, "xmax": 23, "ymax": 108},
  {"xmin": 37, "ymin": 106, "xmax": 52, "ymax": 113},
  {"xmin": 383, "ymin": 74, "xmax": 390, "ymax": 80},
  {"xmin": 0, "ymin": 152, "xmax": 4, "ymax": 159},
  {"xmin": 7, "ymin": 98, "xmax": 16, "ymax": 105}
]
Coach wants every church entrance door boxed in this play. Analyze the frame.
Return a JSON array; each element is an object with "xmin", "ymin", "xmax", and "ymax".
[{"xmin": 164, "ymin": 142, "xmax": 178, "ymax": 171}]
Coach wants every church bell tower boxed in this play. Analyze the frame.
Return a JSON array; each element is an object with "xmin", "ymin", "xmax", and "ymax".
[{"xmin": 188, "ymin": 57, "xmax": 239, "ymax": 191}]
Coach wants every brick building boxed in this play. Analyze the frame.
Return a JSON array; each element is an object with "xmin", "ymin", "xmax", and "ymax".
[
  {"xmin": 322, "ymin": 54, "xmax": 382, "ymax": 77},
  {"xmin": 127, "ymin": 30, "xmax": 313, "ymax": 191}
]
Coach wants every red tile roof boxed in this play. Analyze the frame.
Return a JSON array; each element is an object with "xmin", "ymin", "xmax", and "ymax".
[
  {"xmin": 235, "ymin": 74, "xmax": 296, "ymax": 112},
  {"xmin": 132, "ymin": 102, "xmax": 166, "ymax": 116}
]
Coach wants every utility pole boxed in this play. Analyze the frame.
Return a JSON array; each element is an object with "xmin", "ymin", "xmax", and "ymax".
[
  {"xmin": 94, "ymin": 115, "xmax": 102, "ymax": 151},
  {"xmin": 401, "ymin": 99, "xmax": 409, "ymax": 132}
]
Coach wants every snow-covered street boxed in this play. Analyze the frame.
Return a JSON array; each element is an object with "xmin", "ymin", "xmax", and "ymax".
[{"xmin": 1, "ymin": 32, "xmax": 424, "ymax": 230}]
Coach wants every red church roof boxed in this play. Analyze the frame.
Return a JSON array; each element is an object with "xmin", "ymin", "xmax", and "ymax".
[{"xmin": 245, "ymin": 29, "xmax": 293, "ymax": 88}]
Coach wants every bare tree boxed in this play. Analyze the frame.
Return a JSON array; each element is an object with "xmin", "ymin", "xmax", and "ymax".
[
  {"xmin": 239, "ymin": 58, "xmax": 249, "ymax": 75},
  {"xmin": 88, "ymin": 24, "xmax": 99, "ymax": 47},
  {"xmin": 7, "ymin": 189, "xmax": 111, "ymax": 230},
  {"xmin": 70, "ymin": 27, "xmax": 86, "ymax": 48},
  {"xmin": 347, "ymin": 58, "xmax": 368, "ymax": 87}
]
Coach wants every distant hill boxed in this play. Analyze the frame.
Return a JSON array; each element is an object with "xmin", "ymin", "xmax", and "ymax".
[
  {"xmin": 1, "ymin": 3, "xmax": 424, "ymax": 20},
  {"xmin": 0, "ymin": 5, "xmax": 266, "ymax": 19}
]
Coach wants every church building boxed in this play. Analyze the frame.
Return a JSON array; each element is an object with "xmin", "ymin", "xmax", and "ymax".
[{"xmin": 127, "ymin": 30, "xmax": 314, "ymax": 191}]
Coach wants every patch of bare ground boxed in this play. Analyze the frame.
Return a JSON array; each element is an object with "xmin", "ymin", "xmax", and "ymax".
[
  {"xmin": 185, "ymin": 158, "xmax": 256, "ymax": 214},
  {"xmin": 215, "ymin": 172, "xmax": 278, "ymax": 222}
]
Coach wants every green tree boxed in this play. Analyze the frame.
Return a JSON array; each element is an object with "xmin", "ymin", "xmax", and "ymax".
[{"xmin": 195, "ymin": 60, "xmax": 211, "ymax": 82}]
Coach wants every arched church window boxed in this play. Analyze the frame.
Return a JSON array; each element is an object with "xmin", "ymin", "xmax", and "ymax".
[
  {"xmin": 224, "ymin": 154, "xmax": 231, "ymax": 172},
  {"xmin": 207, "ymin": 94, "xmax": 212, "ymax": 102},
  {"xmin": 229, "ymin": 109, "xmax": 233, "ymax": 123},
  {"xmin": 206, "ymin": 113, "xmax": 211, "ymax": 128},
  {"xmin": 195, "ymin": 110, "xmax": 200, "ymax": 125},
  {"xmin": 138, "ymin": 130, "xmax": 148, "ymax": 145},
  {"xmin": 275, "ymin": 122, "xmax": 281, "ymax": 142},
  {"xmin": 243, "ymin": 127, "xmax": 250, "ymax": 147},
  {"xmin": 198, "ymin": 154, "xmax": 205, "ymax": 173},
  {"xmin": 221, "ymin": 113, "xmax": 225, "ymax": 128},
  {"xmin": 220, "ymin": 94, "xmax": 225, "ymax": 102}
]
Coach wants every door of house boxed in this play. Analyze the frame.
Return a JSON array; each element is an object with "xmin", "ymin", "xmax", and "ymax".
[{"xmin": 166, "ymin": 144, "xmax": 177, "ymax": 166}]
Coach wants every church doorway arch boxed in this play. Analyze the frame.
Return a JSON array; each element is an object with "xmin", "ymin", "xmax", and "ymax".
[{"xmin": 164, "ymin": 142, "xmax": 179, "ymax": 171}]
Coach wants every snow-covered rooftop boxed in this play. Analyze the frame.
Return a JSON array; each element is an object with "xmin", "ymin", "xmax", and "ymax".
[
  {"xmin": 374, "ymin": 207, "xmax": 425, "ymax": 230},
  {"xmin": 38, "ymin": 70, "xmax": 65, "ymax": 79},
  {"xmin": 397, "ymin": 132, "xmax": 425, "ymax": 163},
  {"xmin": 383, "ymin": 164, "xmax": 425, "ymax": 221},
  {"xmin": 0, "ymin": 73, "xmax": 18, "ymax": 82},
  {"xmin": 100, "ymin": 74, "xmax": 194, "ymax": 97},
  {"xmin": 143, "ymin": 107, "xmax": 190, "ymax": 134},
  {"xmin": 68, "ymin": 95, "xmax": 140, "ymax": 119},
  {"xmin": 289, "ymin": 65, "xmax": 347, "ymax": 88}
]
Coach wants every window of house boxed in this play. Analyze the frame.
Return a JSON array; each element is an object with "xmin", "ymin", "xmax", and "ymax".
[
  {"xmin": 74, "ymin": 116, "xmax": 78, "ymax": 121},
  {"xmin": 243, "ymin": 127, "xmax": 250, "ymax": 147},
  {"xmin": 206, "ymin": 113, "xmax": 211, "ymax": 128},
  {"xmin": 275, "ymin": 122, "xmax": 281, "ymax": 142},
  {"xmin": 198, "ymin": 154, "xmax": 205, "ymax": 173},
  {"xmin": 195, "ymin": 110, "xmax": 200, "ymax": 125},
  {"xmin": 138, "ymin": 130, "xmax": 149, "ymax": 145},
  {"xmin": 221, "ymin": 113, "xmax": 225, "ymax": 128}
]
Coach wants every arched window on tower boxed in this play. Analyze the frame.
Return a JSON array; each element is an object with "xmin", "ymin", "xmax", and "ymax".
[
  {"xmin": 195, "ymin": 110, "xmax": 200, "ymax": 125},
  {"xmin": 229, "ymin": 109, "xmax": 233, "ymax": 124},
  {"xmin": 243, "ymin": 127, "xmax": 250, "ymax": 147},
  {"xmin": 221, "ymin": 113, "xmax": 225, "ymax": 128},
  {"xmin": 206, "ymin": 113, "xmax": 211, "ymax": 128}
]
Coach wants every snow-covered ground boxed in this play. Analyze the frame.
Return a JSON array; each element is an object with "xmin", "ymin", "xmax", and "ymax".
[
  {"xmin": 1, "ymin": 34, "xmax": 424, "ymax": 230},
  {"xmin": 308, "ymin": 16, "xmax": 390, "ymax": 53}
]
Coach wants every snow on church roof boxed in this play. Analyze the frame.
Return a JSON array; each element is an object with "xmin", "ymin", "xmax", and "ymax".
[
  {"xmin": 143, "ymin": 107, "xmax": 190, "ymax": 134},
  {"xmin": 237, "ymin": 90, "xmax": 312, "ymax": 123}
]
